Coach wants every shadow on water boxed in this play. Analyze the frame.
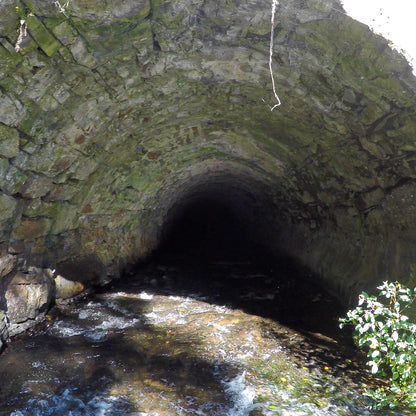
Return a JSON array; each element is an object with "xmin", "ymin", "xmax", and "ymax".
[
  {"xmin": 117, "ymin": 256, "xmax": 364, "ymax": 380},
  {"xmin": 0, "ymin": 296, "xmax": 241, "ymax": 415},
  {"xmin": 0, "ymin": 201, "xmax": 379, "ymax": 415},
  {"xmin": 120, "ymin": 199, "xmax": 358, "ymax": 362},
  {"xmin": 80, "ymin": 200, "xmax": 374, "ymax": 402}
]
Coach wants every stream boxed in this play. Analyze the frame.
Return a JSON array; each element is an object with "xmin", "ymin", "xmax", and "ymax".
[{"xmin": 0, "ymin": 255, "xmax": 412, "ymax": 415}]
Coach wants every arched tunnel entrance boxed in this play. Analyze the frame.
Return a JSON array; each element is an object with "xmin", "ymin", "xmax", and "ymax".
[
  {"xmin": 131, "ymin": 166, "xmax": 350, "ymax": 341},
  {"xmin": 146, "ymin": 164, "xmax": 285, "ymax": 265}
]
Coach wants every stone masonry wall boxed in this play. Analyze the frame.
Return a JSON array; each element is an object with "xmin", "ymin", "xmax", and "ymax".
[{"xmin": 1, "ymin": 0, "xmax": 416, "ymax": 337}]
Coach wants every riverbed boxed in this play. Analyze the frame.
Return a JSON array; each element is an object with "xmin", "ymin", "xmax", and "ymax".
[{"xmin": 0, "ymin": 257, "xmax": 411, "ymax": 415}]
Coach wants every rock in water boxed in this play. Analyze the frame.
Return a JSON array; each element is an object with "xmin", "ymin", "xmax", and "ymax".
[{"xmin": 4, "ymin": 269, "xmax": 55, "ymax": 336}]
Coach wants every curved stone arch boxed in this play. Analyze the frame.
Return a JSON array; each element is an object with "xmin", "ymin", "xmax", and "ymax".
[{"xmin": 2, "ymin": 0, "xmax": 416, "ymax": 338}]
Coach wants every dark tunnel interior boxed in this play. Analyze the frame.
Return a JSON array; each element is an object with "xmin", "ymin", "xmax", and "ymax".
[
  {"xmin": 131, "ymin": 185, "xmax": 350, "ymax": 342},
  {"xmin": 155, "ymin": 197, "xmax": 268, "ymax": 263}
]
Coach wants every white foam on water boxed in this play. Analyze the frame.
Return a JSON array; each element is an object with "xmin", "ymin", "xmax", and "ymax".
[
  {"xmin": 139, "ymin": 292, "xmax": 154, "ymax": 300},
  {"xmin": 168, "ymin": 295, "xmax": 184, "ymax": 301},
  {"xmin": 223, "ymin": 372, "xmax": 256, "ymax": 416},
  {"xmin": 95, "ymin": 315, "xmax": 140, "ymax": 331},
  {"xmin": 84, "ymin": 329, "xmax": 108, "ymax": 342},
  {"xmin": 213, "ymin": 305, "xmax": 231, "ymax": 314},
  {"xmin": 78, "ymin": 303, "xmax": 105, "ymax": 320},
  {"xmin": 10, "ymin": 388, "xmax": 132, "ymax": 416},
  {"xmin": 31, "ymin": 361, "xmax": 46, "ymax": 369},
  {"xmin": 51, "ymin": 321, "xmax": 86, "ymax": 337},
  {"xmin": 144, "ymin": 311, "xmax": 161, "ymax": 323},
  {"xmin": 78, "ymin": 310, "xmax": 91, "ymax": 320},
  {"xmin": 101, "ymin": 291, "xmax": 153, "ymax": 302},
  {"xmin": 144, "ymin": 309, "xmax": 180, "ymax": 325}
]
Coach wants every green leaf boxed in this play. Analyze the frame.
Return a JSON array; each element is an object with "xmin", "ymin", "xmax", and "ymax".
[{"xmin": 340, "ymin": 279, "xmax": 416, "ymax": 410}]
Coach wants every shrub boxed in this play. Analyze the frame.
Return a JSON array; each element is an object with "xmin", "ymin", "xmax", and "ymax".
[{"xmin": 339, "ymin": 281, "xmax": 416, "ymax": 410}]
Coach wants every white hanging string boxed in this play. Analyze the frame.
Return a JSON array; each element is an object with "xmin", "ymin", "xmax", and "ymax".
[{"xmin": 266, "ymin": 0, "xmax": 282, "ymax": 110}]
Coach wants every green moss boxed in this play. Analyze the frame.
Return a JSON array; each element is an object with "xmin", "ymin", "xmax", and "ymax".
[
  {"xmin": 42, "ymin": 15, "xmax": 67, "ymax": 31},
  {"xmin": 0, "ymin": 41, "xmax": 23, "ymax": 71},
  {"xmin": 15, "ymin": 98, "xmax": 43, "ymax": 135},
  {"xmin": 26, "ymin": 14, "xmax": 60, "ymax": 57},
  {"xmin": 246, "ymin": 357, "xmax": 334, "ymax": 405},
  {"xmin": 23, "ymin": 199, "xmax": 62, "ymax": 218},
  {"xmin": 52, "ymin": 203, "xmax": 78, "ymax": 234}
]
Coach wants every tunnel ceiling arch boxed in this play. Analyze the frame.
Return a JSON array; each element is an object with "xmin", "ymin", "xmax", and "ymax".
[{"xmin": 0, "ymin": 0, "xmax": 416, "ymax": 299}]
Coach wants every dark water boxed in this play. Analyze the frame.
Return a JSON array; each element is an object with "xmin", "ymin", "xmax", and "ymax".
[{"xmin": 0, "ymin": 257, "xmax": 412, "ymax": 416}]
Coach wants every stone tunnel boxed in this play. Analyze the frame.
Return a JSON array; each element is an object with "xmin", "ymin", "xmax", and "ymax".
[{"xmin": 1, "ymin": 0, "xmax": 416, "ymax": 341}]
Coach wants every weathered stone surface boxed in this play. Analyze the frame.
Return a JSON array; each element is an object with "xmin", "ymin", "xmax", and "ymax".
[
  {"xmin": 26, "ymin": 14, "xmax": 60, "ymax": 58},
  {"xmin": 0, "ymin": 93, "xmax": 25, "ymax": 126},
  {"xmin": 0, "ymin": 0, "xmax": 415, "ymax": 319},
  {"xmin": 0, "ymin": 158, "xmax": 9, "ymax": 189},
  {"xmin": 0, "ymin": 125, "xmax": 19, "ymax": 158},
  {"xmin": 55, "ymin": 274, "xmax": 85, "ymax": 301},
  {"xmin": 4, "ymin": 269, "xmax": 55, "ymax": 336},
  {"xmin": 0, "ymin": 254, "xmax": 17, "ymax": 278},
  {"xmin": 19, "ymin": 174, "xmax": 52, "ymax": 199},
  {"xmin": 0, "ymin": 310, "xmax": 8, "ymax": 351},
  {"xmin": 3, "ymin": 166, "xmax": 27, "ymax": 195},
  {"xmin": 11, "ymin": 218, "xmax": 52, "ymax": 240},
  {"xmin": 0, "ymin": 194, "xmax": 18, "ymax": 226}
]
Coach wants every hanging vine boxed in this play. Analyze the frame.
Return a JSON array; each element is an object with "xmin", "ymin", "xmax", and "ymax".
[{"xmin": 266, "ymin": 0, "xmax": 282, "ymax": 110}]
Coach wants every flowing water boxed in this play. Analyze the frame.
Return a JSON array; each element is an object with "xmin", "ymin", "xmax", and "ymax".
[{"xmin": 0, "ymin": 256, "xmax": 412, "ymax": 416}]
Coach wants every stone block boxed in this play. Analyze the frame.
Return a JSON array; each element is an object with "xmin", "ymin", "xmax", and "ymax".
[
  {"xmin": 4, "ymin": 269, "xmax": 54, "ymax": 336},
  {"xmin": 26, "ymin": 14, "xmax": 60, "ymax": 57},
  {"xmin": 0, "ymin": 310, "xmax": 8, "ymax": 351},
  {"xmin": 51, "ymin": 203, "xmax": 78, "ymax": 234},
  {"xmin": 55, "ymin": 274, "xmax": 85, "ymax": 300},
  {"xmin": 3, "ymin": 166, "xmax": 27, "ymax": 195},
  {"xmin": 23, "ymin": 199, "xmax": 60, "ymax": 218},
  {"xmin": 0, "ymin": 194, "xmax": 17, "ymax": 223},
  {"xmin": 0, "ymin": 254, "xmax": 17, "ymax": 278},
  {"xmin": 11, "ymin": 218, "xmax": 52, "ymax": 240},
  {"xmin": 0, "ymin": 125, "xmax": 19, "ymax": 158},
  {"xmin": 0, "ymin": 158, "xmax": 9, "ymax": 188},
  {"xmin": 0, "ymin": 1, "xmax": 18, "ymax": 35},
  {"xmin": 19, "ymin": 174, "xmax": 52, "ymax": 199},
  {"xmin": 43, "ymin": 183, "xmax": 79, "ymax": 202},
  {"xmin": 0, "ymin": 93, "xmax": 24, "ymax": 126},
  {"xmin": 70, "ymin": 158, "xmax": 98, "ymax": 181}
]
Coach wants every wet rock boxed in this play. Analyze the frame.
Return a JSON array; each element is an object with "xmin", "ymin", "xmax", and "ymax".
[
  {"xmin": 55, "ymin": 274, "xmax": 85, "ymax": 301},
  {"xmin": 55, "ymin": 254, "xmax": 108, "ymax": 285},
  {"xmin": 4, "ymin": 269, "xmax": 55, "ymax": 336}
]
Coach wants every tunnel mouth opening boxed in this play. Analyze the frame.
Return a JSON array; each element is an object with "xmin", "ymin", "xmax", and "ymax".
[
  {"xmin": 127, "ymin": 179, "xmax": 350, "ymax": 343},
  {"xmin": 154, "ymin": 196, "xmax": 270, "ymax": 265}
]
